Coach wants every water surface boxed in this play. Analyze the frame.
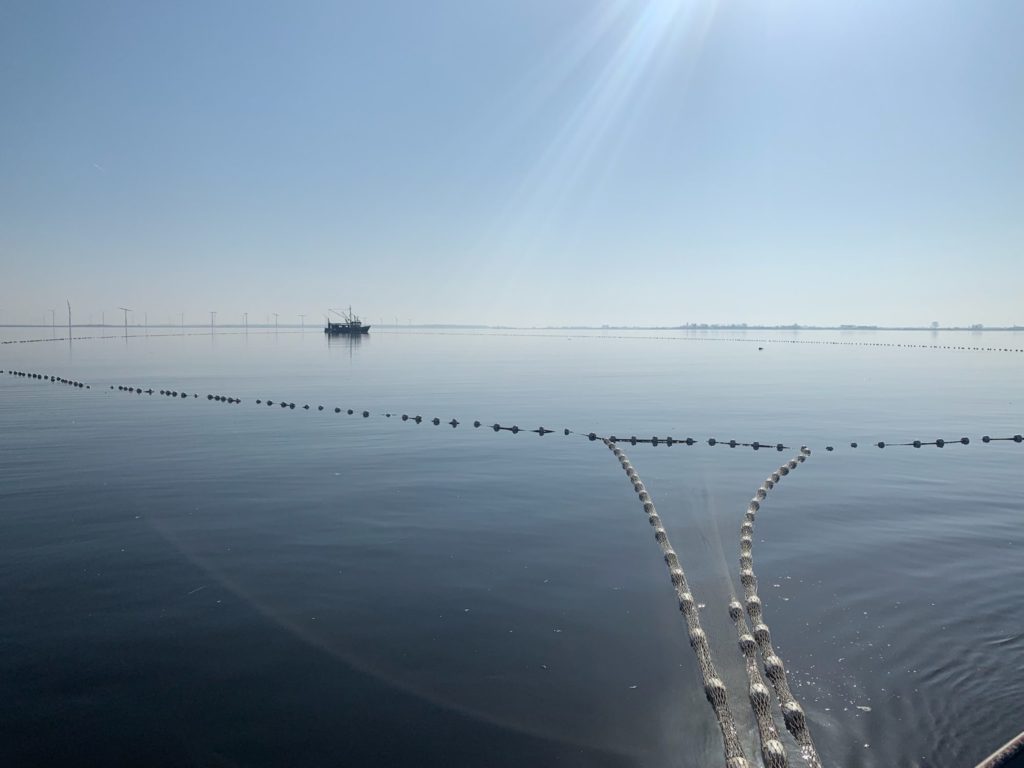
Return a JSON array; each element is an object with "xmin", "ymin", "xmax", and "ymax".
[{"xmin": 1, "ymin": 328, "xmax": 1021, "ymax": 767}]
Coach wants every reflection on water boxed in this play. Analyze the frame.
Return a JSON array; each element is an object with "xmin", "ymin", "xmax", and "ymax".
[{"xmin": 0, "ymin": 329, "xmax": 1021, "ymax": 767}]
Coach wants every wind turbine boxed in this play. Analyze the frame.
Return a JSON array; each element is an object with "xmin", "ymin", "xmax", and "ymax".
[
  {"xmin": 210, "ymin": 311, "xmax": 217, "ymax": 334},
  {"xmin": 273, "ymin": 312, "xmax": 279, "ymax": 332},
  {"xmin": 118, "ymin": 307, "xmax": 131, "ymax": 337},
  {"xmin": 299, "ymin": 313, "xmax": 305, "ymax": 331},
  {"xmin": 243, "ymin": 312, "xmax": 248, "ymax": 333},
  {"xmin": 49, "ymin": 308, "xmax": 55, "ymax": 337}
]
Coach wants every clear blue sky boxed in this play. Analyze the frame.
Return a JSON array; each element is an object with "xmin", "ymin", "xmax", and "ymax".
[{"xmin": 1, "ymin": 0, "xmax": 1021, "ymax": 327}]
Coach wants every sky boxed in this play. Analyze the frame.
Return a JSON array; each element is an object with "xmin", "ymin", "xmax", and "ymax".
[{"xmin": 1, "ymin": 0, "xmax": 1022, "ymax": 327}]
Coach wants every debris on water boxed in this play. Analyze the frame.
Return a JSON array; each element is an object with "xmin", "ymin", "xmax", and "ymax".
[
  {"xmin": 628, "ymin": 684, "xmax": 638, "ymax": 689},
  {"xmin": 187, "ymin": 585, "xmax": 206, "ymax": 595},
  {"xmin": 857, "ymin": 705, "xmax": 872, "ymax": 712}
]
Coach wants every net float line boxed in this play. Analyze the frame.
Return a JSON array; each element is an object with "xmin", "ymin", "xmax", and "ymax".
[
  {"xmin": 4, "ymin": 371, "xmax": 1021, "ymax": 455},
  {"xmin": 5, "ymin": 327, "xmax": 1024, "ymax": 353},
  {"xmin": 105, "ymin": 381, "xmax": 1024, "ymax": 453},
  {"xmin": 333, "ymin": 328, "xmax": 1024, "ymax": 354},
  {"xmin": 3, "ymin": 370, "xmax": 89, "ymax": 388},
  {"xmin": 739, "ymin": 448, "xmax": 822, "ymax": 768},
  {"xmin": 603, "ymin": 438, "xmax": 751, "ymax": 768},
  {"xmin": 727, "ymin": 599, "xmax": 790, "ymax": 768}
]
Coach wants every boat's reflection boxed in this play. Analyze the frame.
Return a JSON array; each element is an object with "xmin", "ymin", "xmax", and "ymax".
[{"xmin": 325, "ymin": 332, "xmax": 367, "ymax": 358}]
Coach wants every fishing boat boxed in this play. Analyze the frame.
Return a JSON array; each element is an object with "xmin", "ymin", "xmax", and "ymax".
[{"xmin": 324, "ymin": 307, "xmax": 370, "ymax": 335}]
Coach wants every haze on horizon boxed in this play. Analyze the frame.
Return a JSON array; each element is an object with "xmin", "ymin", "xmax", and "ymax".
[{"xmin": 1, "ymin": 1, "xmax": 1021, "ymax": 329}]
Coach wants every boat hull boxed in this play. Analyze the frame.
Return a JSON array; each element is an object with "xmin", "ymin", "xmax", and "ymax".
[{"xmin": 324, "ymin": 324, "xmax": 371, "ymax": 335}]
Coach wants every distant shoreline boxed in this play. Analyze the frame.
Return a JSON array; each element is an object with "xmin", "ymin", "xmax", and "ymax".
[{"xmin": 1, "ymin": 324, "xmax": 1021, "ymax": 332}]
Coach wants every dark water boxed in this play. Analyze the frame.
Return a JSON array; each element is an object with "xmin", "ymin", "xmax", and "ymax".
[{"xmin": 1, "ymin": 328, "xmax": 1021, "ymax": 767}]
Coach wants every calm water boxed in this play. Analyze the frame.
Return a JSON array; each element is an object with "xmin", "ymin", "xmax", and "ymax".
[{"xmin": 1, "ymin": 328, "xmax": 1021, "ymax": 767}]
